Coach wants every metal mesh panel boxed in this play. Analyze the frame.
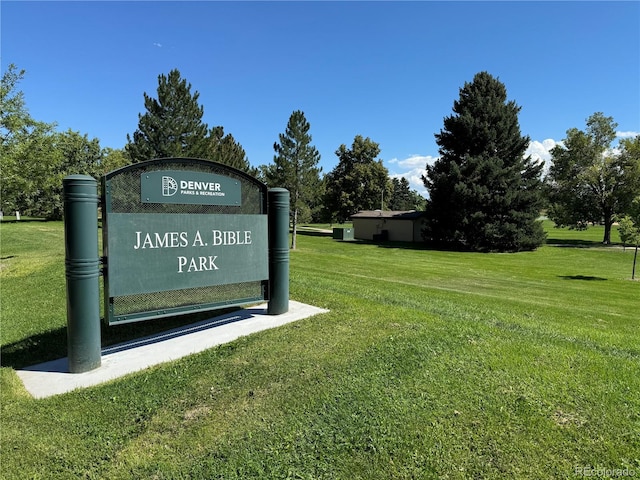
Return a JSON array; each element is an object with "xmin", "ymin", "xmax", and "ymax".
[
  {"xmin": 111, "ymin": 281, "xmax": 263, "ymax": 318},
  {"xmin": 105, "ymin": 160, "xmax": 265, "ymax": 215},
  {"xmin": 102, "ymin": 159, "xmax": 268, "ymax": 325}
]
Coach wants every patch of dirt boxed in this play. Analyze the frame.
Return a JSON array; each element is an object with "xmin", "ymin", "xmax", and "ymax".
[
  {"xmin": 552, "ymin": 410, "xmax": 586, "ymax": 427},
  {"xmin": 183, "ymin": 405, "xmax": 212, "ymax": 422}
]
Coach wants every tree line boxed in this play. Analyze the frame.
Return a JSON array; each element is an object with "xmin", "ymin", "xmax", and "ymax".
[
  {"xmin": 1, "ymin": 66, "xmax": 422, "ymax": 228},
  {"xmin": 2, "ymin": 66, "xmax": 639, "ymax": 256}
]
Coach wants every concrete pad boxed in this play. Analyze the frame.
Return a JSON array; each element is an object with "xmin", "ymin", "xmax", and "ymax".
[{"xmin": 17, "ymin": 300, "xmax": 329, "ymax": 399}]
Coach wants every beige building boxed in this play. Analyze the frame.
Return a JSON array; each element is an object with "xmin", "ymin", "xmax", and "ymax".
[{"xmin": 351, "ymin": 210, "xmax": 426, "ymax": 242}]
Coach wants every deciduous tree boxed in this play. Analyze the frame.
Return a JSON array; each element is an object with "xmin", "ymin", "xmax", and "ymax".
[
  {"xmin": 617, "ymin": 196, "xmax": 640, "ymax": 279},
  {"xmin": 1, "ymin": 65, "xmax": 128, "ymax": 219},
  {"xmin": 422, "ymin": 71, "xmax": 545, "ymax": 252},
  {"xmin": 618, "ymin": 215, "xmax": 639, "ymax": 251},
  {"xmin": 1, "ymin": 64, "xmax": 45, "ymax": 145},
  {"xmin": 99, "ymin": 148, "xmax": 130, "ymax": 175},
  {"xmin": 546, "ymin": 114, "xmax": 640, "ymax": 244},
  {"xmin": 1, "ymin": 65, "xmax": 68, "ymax": 218},
  {"xmin": 325, "ymin": 135, "xmax": 392, "ymax": 223},
  {"xmin": 2, "ymin": 127, "xmax": 103, "ymax": 219}
]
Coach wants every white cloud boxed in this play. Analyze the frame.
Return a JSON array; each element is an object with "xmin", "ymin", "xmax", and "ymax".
[
  {"xmin": 387, "ymin": 140, "xmax": 573, "ymax": 197},
  {"xmin": 387, "ymin": 154, "xmax": 436, "ymax": 197},
  {"xmin": 526, "ymin": 139, "xmax": 559, "ymax": 174},
  {"xmin": 525, "ymin": 134, "xmax": 639, "ymax": 173},
  {"xmin": 526, "ymin": 139, "xmax": 557, "ymax": 163},
  {"xmin": 390, "ymin": 168, "xmax": 429, "ymax": 196},
  {"xmin": 153, "ymin": 42, "xmax": 163, "ymax": 48},
  {"xmin": 616, "ymin": 131, "xmax": 639, "ymax": 138},
  {"xmin": 388, "ymin": 154, "xmax": 438, "ymax": 170}
]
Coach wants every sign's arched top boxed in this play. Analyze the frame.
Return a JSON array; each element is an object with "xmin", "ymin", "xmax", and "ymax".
[
  {"xmin": 103, "ymin": 158, "xmax": 267, "ymax": 215},
  {"xmin": 101, "ymin": 158, "xmax": 272, "ymax": 325}
]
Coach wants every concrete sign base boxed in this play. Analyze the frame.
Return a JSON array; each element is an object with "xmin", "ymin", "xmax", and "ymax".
[{"xmin": 17, "ymin": 301, "xmax": 328, "ymax": 399}]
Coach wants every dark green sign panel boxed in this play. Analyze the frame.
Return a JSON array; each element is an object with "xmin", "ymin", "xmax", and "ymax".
[
  {"xmin": 107, "ymin": 213, "xmax": 268, "ymax": 297},
  {"xmin": 102, "ymin": 158, "xmax": 269, "ymax": 325},
  {"xmin": 141, "ymin": 170, "xmax": 241, "ymax": 206}
]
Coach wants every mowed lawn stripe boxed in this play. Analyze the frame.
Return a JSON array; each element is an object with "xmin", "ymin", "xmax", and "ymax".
[{"xmin": 1, "ymin": 221, "xmax": 638, "ymax": 479}]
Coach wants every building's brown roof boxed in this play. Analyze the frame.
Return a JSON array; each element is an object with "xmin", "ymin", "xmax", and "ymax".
[{"xmin": 351, "ymin": 210, "xmax": 425, "ymax": 220}]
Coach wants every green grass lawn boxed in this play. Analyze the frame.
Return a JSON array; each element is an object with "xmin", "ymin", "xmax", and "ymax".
[{"xmin": 1, "ymin": 220, "xmax": 638, "ymax": 479}]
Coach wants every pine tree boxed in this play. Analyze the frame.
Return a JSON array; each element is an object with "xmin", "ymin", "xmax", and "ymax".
[
  {"xmin": 207, "ymin": 126, "xmax": 254, "ymax": 174},
  {"xmin": 266, "ymin": 110, "xmax": 321, "ymax": 249},
  {"xmin": 126, "ymin": 69, "xmax": 209, "ymax": 162},
  {"xmin": 390, "ymin": 177, "xmax": 415, "ymax": 211},
  {"xmin": 422, "ymin": 71, "xmax": 545, "ymax": 252}
]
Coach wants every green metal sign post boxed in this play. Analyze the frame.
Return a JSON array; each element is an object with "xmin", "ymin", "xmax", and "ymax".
[
  {"xmin": 63, "ymin": 175, "xmax": 101, "ymax": 373},
  {"xmin": 267, "ymin": 188, "xmax": 289, "ymax": 315},
  {"xmin": 62, "ymin": 159, "xmax": 289, "ymax": 374}
]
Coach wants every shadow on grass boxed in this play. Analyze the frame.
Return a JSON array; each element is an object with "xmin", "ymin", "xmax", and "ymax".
[
  {"xmin": 313, "ymin": 236, "xmax": 435, "ymax": 251},
  {"xmin": 545, "ymin": 238, "xmax": 606, "ymax": 248},
  {"xmin": 558, "ymin": 275, "xmax": 608, "ymax": 281},
  {"xmin": 299, "ymin": 225, "xmax": 617, "ymax": 252},
  {"xmin": 1, "ymin": 308, "xmax": 240, "ymax": 370},
  {"xmin": 360, "ymin": 239, "xmax": 530, "ymax": 253},
  {"xmin": 296, "ymin": 229, "xmax": 333, "ymax": 238},
  {"xmin": 0, "ymin": 218, "xmax": 50, "ymax": 224},
  {"xmin": 374, "ymin": 241, "xmax": 434, "ymax": 251},
  {"xmin": 1, "ymin": 328, "xmax": 69, "ymax": 369},
  {"xmin": 327, "ymin": 238, "xmax": 518, "ymax": 253},
  {"xmin": 333, "ymin": 237, "xmax": 616, "ymax": 253}
]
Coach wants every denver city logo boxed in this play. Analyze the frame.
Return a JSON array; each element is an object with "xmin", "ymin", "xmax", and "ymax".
[
  {"xmin": 141, "ymin": 170, "xmax": 241, "ymax": 206},
  {"xmin": 162, "ymin": 176, "xmax": 178, "ymax": 197}
]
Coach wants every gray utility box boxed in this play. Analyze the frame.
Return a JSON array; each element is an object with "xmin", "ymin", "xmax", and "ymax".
[{"xmin": 333, "ymin": 227, "xmax": 354, "ymax": 240}]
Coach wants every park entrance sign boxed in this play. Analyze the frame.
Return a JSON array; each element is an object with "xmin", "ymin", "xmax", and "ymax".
[
  {"xmin": 102, "ymin": 158, "xmax": 271, "ymax": 325},
  {"xmin": 63, "ymin": 158, "xmax": 289, "ymax": 373}
]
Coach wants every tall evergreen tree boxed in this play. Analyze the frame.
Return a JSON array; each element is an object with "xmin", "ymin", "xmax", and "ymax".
[
  {"xmin": 422, "ymin": 71, "xmax": 545, "ymax": 252},
  {"xmin": 389, "ymin": 177, "xmax": 423, "ymax": 211},
  {"xmin": 325, "ymin": 135, "xmax": 392, "ymax": 223},
  {"xmin": 207, "ymin": 126, "xmax": 254, "ymax": 175},
  {"xmin": 409, "ymin": 189, "xmax": 427, "ymax": 211},
  {"xmin": 126, "ymin": 69, "xmax": 209, "ymax": 162},
  {"xmin": 265, "ymin": 110, "xmax": 321, "ymax": 249}
]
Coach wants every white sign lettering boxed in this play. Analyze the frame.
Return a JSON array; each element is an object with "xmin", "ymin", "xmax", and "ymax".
[
  {"xmin": 132, "ymin": 229, "xmax": 254, "ymax": 273},
  {"xmin": 133, "ymin": 231, "xmax": 189, "ymax": 249},
  {"xmin": 180, "ymin": 180, "xmax": 222, "ymax": 192},
  {"xmin": 177, "ymin": 255, "xmax": 219, "ymax": 273}
]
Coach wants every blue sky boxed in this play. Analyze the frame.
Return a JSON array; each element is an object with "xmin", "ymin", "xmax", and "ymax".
[{"xmin": 3, "ymin": 1, "xmax": 639, "ymax": 195}]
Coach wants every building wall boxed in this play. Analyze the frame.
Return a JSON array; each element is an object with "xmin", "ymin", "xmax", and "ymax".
[
  {"xmin": 412, "ymin": 218, "xmax": 426, "ymax": 242},
  {"xmin": 353, "ymin": 218, "xmax": 384, "ymax": 240},
  {"xmin": 387, "ymin": 219, "xmax": 415, "ymax": 242},
  {"xmin": 353, "ymin": 218, "xmax": 420, "ymax": 242}
]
